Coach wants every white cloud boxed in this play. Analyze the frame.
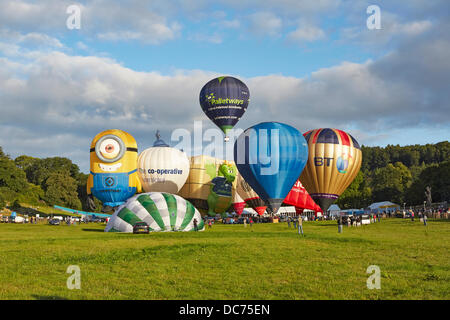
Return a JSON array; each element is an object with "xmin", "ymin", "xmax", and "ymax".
[
  {"xmin": 287, "ymin": 24, "xmax": 326, "ymax": 43},
  {"xmin": 248, "ymin": 12, "xmax": 282, "ymax": 37}
]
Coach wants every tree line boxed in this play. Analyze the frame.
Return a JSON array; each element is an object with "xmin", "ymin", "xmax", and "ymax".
[
  {"xmin": 0, "ymin": 141, "xmax": 449, "ymax": 211},
  {"xmin": 337, "ymin": 141, "xmax": 450, "ymax": 209}
]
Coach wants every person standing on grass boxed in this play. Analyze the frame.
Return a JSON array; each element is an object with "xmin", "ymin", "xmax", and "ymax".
[
  {"xmin": 298, "ymin": 216, "xmax": 304, "ymax": 236},
  {"xmin": 249, "ymin": 217, "xmax": 253, "ymax": 228},
  {"xmin": 287, "ymin": 217, "xmax": 291, "ymax": 228},
  {"xmin": 208, "ymin": 219, "xmax": 212, "ymax": 229},
  {"xmin": 338, "ymin": 216, "xmax": 343, "ymax": 233},
  {"xmin": 423, "ymin": 214, "xmax": 428, "ymax": 226},
  {"xmin": 411, "ymin": 211, "xmax": 415, "ymax": 222},
  {"xmin": 244, "ymin": 218, "xmax": 247, "ymax": 228},
  {"xmin": 293, "ymin": 217, "xmax": 297, "ymax": 229},
  {"xmin": 193, "ymin": 218, "xmax": 198, "ymax": 231}
]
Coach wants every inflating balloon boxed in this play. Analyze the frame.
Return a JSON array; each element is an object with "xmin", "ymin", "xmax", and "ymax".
[
  {"xmin": 138, "ymin": 131, "xmax": 190, "ymax": 194},
  {"xmin": 300, "ymin": 128, "xmax": 362, "ymax": 212},
  {"xmin": 283, "ymin": 179, "xmax": 321, "ymax": 214},
  {"xmin": 105, "ymin": 192, "xmax": 204, "ymax": 232},
  {"xmin": 232, "ymin": 190, "xmax": 246, "ymax": 216},
  {"xmin": 199, "ymin": 76, "xmax": 250, "ymax": 141},
  {"xmin": 234, "ymin": 122, "xmax": 308, "ymax": 214},
  {"xmin": 235, "ymin": 172, "xmax": 267, "ymax": 216},
  {"xmin": 178, "ymin": 155, "xmax": 237, "ymax": 216},
  {"xmin": 87, "ymin": 129, "xmax": 142, "ymax": 212}
]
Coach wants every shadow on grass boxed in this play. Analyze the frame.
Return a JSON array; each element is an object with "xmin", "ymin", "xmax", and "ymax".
[
  {"xmin": 82, "ymin": 228, "xmax": 104, "ymax": 232},
  {"xmin": 32, "ymin": 295, "xmax": 69, "ymax": 300}
]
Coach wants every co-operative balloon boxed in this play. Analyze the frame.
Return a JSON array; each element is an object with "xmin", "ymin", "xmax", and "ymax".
[
  {"xmin": 234, "ymin": 122, "xmax": 308, "ymax": 214},
  {"xmin": 87, "ymin": 129, "xmax": 142, "ymax": 212},
  {"xmin": 137, "ymin": 132, "xmax": 190, "ymax": 194},
  {"xmin": 300, "ymin": 128, "xmax": 362, "ymax": 212},
  {"xmin": 105, "ymin": 192, "xmax": 204, "ymax": 232},
  {"xmin": 199, "ymin": 76, "xmax": 250, "ymax": 141}
]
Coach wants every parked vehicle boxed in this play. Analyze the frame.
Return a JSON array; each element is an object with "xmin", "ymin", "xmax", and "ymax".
[
  {"xmin": 49, "ymin": 218, "xmax": 61, "ymax": 225},
  {"xmin": 133, "ymin": 222, "xmax": 150, "ymax": 234}
]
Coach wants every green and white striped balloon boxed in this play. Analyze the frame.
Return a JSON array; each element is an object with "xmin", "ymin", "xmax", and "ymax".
[{"xmin": 105, "ymin": 192, "xmax": 205, "ymax": 232}]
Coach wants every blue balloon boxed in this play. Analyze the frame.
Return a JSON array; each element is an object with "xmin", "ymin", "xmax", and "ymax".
[{"xmin": 234, "ymin": 122, "xmax": 308, "ymax": 214}]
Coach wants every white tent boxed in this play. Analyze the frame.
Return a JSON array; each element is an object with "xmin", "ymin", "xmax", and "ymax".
[
  {"xmin": 327, "ymin": 204, "xmax": 341, "ymax": 216},
  {"xmin": 367, "ymin": 201, "xmax": 400, "ymax": 213}
]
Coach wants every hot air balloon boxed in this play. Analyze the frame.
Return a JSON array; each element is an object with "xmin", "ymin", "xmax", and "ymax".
[
  {"xmin": 105, "ymin": 192, "xmax": 204, "ymax": 232},
  {"xmin": 300, "ymin": 128, "xmax": 362, "ymax": 212},
  {"xmin": 137, "ymin": 131, "xmax": 190, "ymax": 194},
  {"xmin": 232, "ymin": 190, "xmax": 246, "ymax": 216},
  {"xmin": 178, "ymin": 155, "xmax": 237, "ymax": 216},
  {"xmin": 283, "ymin": 179, "xmax": 321, "ymax": 214},
  {"xmin": 235, "ymin": 172, "xmax": 267, "ymax": 216},
  {"xmin": 234, "ymin": 122, "xmax": 308, "ymax": 214},
  {"xmin": 87, "ymin": 129, "xmax": 142, "ymax": 212},
  {"xmin": 199, "ymin": 76, "xmax": 250, "ymax": 141}
]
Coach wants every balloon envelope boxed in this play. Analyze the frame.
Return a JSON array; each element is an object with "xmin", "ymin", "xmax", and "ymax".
[
  {"xmin": 300, "ymin": 128, "xmax": 362, "ymax": 212},
  {"xmin": 199, "ymin": 76, "xmax": 250, "ymax": 137},
  {"xmin": 283, "ymin": 179, "xmax": 320, "ymax": 213},
  {"xmin": 235, "ymin": 172, "xmax": 267, "ymax": 216},
  {"xmin": 178, "ymin": 155, "xmax": 237, "ymax": 215},
  {"xmin": 105, "ymin": 192, "xmax": 204, "ymax": 232},
  {"xmin": 137, "ymin": 146, "xmax": 190, "ymax": 194},
  {"xmin": 234, "ymin": 122, "xmax": 308, "ymax": 214}
]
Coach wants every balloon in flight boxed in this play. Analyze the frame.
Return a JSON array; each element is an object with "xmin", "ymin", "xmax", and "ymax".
[{"xmin": 199, "ymin": 76, "xmax": 250, "ymax": 141}]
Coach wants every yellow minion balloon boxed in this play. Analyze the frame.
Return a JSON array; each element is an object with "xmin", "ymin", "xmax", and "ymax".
[{"xmin": 87, "ymin": 129, "xmax": 142, "ymax": 212}]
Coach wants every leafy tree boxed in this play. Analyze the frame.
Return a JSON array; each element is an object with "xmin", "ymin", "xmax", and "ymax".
[
  {"xmin": 336, "ymin": 171, "xmax": 372, "ymax": 209},
  {"xmin": 0, "ymin": 154, "xmax": 29, "ymax": 193},
  {"xmin": 42, "ymin": 171, "xmax": 82, "ymax": 209},
  {"xmin": 371, "ymin": 162, "xmax": 412, "ymax": 204}
]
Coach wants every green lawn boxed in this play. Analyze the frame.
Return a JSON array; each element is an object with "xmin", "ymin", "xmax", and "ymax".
[{"xmin": 0, "ymin": 219, "xmax": 449, "ymax": 300}]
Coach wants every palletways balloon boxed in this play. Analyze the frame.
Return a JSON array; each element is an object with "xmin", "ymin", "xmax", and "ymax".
[
  {"xmin": 234, "ymin": 122, "xmax": 308, "ymax": 214},
  {"xmin": 199, "ymin": 76, "xmax": 250, "ymax": 141},
  {"xmin": 299, "ymin": 128, "xmax": 362, "ymax": 212}
]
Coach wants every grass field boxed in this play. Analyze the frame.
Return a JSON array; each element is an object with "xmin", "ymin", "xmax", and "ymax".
[{"xmin": 0, "ymin": 219, "xmax": 449, "ymax": 300}]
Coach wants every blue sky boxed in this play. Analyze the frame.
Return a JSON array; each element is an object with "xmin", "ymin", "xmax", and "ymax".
[{"xmin": 0, "ymin": 0, "xmax": 449, "ymax": 172}]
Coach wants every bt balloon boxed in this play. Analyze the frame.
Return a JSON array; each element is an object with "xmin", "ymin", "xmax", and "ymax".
[
  {"xmin": 300, "ymin": 128, "xmax": 362, "ymax": 212},
  {"xmin": 87, "ymin": 129, "xmax": 142, "ymax": 212},
  {"xmin": 137, "ymin": 131, "xmax": 190, "ymax": 194},
  {"xmin": 199, "ymin": 76, "xmax": 250, "ymax": 141},
  {"xmin": 234, "ymin": 122, "xmax": 308, "ymax": 214}
]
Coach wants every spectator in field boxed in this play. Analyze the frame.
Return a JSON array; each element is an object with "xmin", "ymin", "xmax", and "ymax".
[
  {"xmin": 208, "ymin": 219, "xmax": 212, "ymax": 228},
  {"xmin": 249, "ymin": 218, "xmax": 253, "ymax": 228},
  {"xmin": 287, "ymin": 217, "xmax": 291, "ymax": 228},
  {"xmin": 338, "ymin": 216, "xmax": 343, "ymax": 233},
  {"xmin": 423, "ymin": 214, "xmax": 428, "ymax": 226},
  {"xmin": 293, "ymin": 217, "xmax": 297, "ymax": 229},
  {"xmin": 411, "ymin": 211, "xmax": 415, "ymax": 222},
  {"xmin": 193, "ymin": 218, "xmax": 198, "ymax": 231},
  {"xmin": 243, "ymin": 218, "xmax": 247, "ymax": 228},
  {"xmin": 298, "ymin": 216, "xmax": 304, "ymax": 236}
]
